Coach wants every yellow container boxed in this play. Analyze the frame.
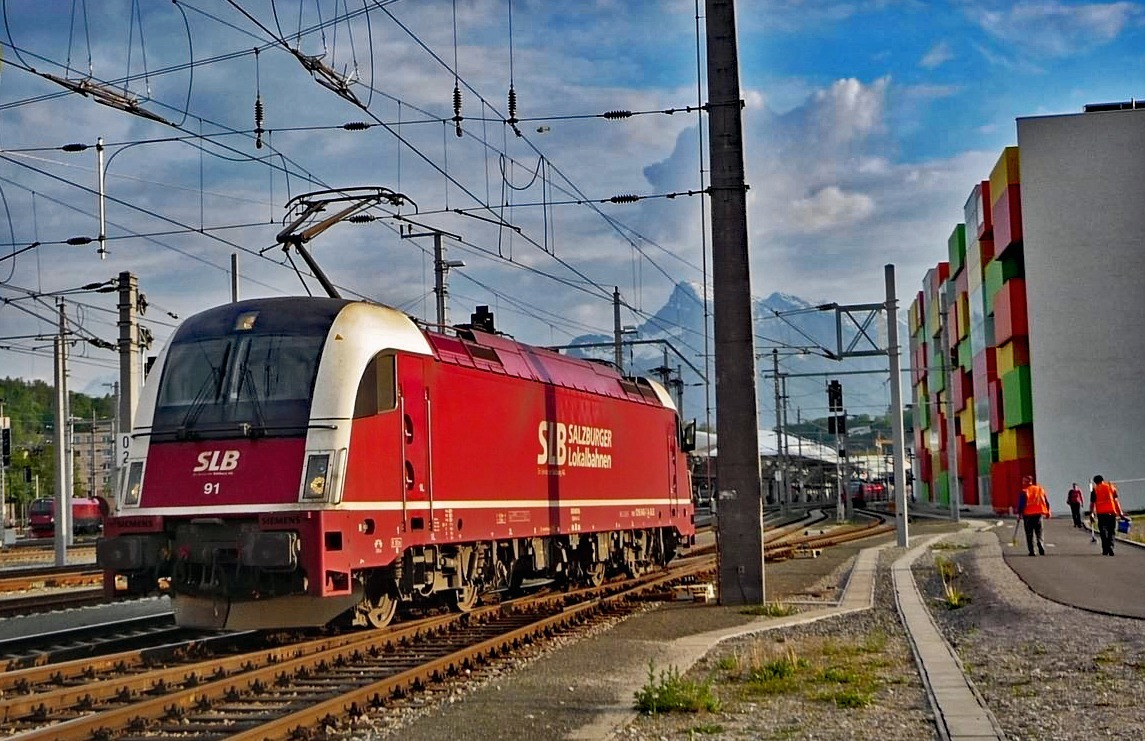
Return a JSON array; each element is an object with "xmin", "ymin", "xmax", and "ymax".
[
  {"xmin": 959, "ymin": 405, "xmax": 975, "ymax": 443},
  {"xmin": 989, "ymin": 146, "xmax": 1021, "ymax": 206}
]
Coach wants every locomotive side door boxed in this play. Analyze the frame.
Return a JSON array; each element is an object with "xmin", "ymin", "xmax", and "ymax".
[
  {"xmin": 668, "ymin": 424, "xmax": 681, "ymax": 510},
  {"xmin": 399, "ymin": 359, "xmax": 433, "ymax": 534}
]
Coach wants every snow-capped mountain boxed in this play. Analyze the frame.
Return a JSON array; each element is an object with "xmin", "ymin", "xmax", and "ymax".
[{"xmin": 565, "ymin": 281, "xmax": 909, "ymax": 427}]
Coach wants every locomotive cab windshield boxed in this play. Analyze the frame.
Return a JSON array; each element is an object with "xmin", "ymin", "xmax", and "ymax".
[{"xmin": 150, "ymin": 298, "xmax": 349, "ymax": 441}]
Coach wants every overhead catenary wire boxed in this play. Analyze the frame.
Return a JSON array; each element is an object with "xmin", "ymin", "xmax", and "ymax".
[{"xmin": 0, "ymin": 2, "xmax": 727, "ymax": 367}]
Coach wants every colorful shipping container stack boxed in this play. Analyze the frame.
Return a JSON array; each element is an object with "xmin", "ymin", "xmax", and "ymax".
[{"xmin": 910, "ymin": 146, "xmax": 1034, "ymax": 514}]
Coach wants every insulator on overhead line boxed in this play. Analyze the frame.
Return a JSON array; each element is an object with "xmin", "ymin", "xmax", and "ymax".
[
  {"xmin": 343, "ymin": 122, "xmax": 371, "ymax": 130},
  {"xmin": 609, "ymin": 194, "xmax": 641, "ymax": 204},
  {"xmin": 66, "ymin": 236, "xmax": 93, "ymax": 245},
  {"xmin": 254, "ymin": 95, "xmax": 265, "ymax": 150},
  {"xmin": 507, "ymin": 85, "xmax": 518, "ymax": 123},
  {"xmin": 602, "ymin": 110, "xmax": 633, "ymax": 120},
  {"xmin": 453, "ymin": 84, "xmax": 463, "ymax": 138},
  {"xmin": 61, "ymin": 143, "xmax": 89, "ymax": 152},
  {"xmin": 348, "ymin": 215, "xmax": 376, "ymax": 223}
]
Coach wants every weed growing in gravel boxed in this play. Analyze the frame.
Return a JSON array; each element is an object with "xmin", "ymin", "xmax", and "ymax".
[
  {"xmin": 740, "ymin": 601, "xmax": 800, "ymax": 618},
  {"xmin": 1094, "ymin": 645, "xmax": 1122, "ymax": 664},
  {"xmin": 931, "ymin": 541, "xmax": 970, "ymax": 550},
  {"xmin": 823, "ymin": 688, "xmax": 873, "ymax": 708},
  {"xmin": 715, "ymin": 655, "xmax": 738, "ymax": 672},
  {"xmin": 934, "ymin": 555, "xmax": 971, "ymax": 609},
  {"xmin": 687, "ymin": 722, "xmax": 724, "ymax": 735},
  {"xmin": 634, "ymin": 661, "xmax": 721, "ymax": 714}
]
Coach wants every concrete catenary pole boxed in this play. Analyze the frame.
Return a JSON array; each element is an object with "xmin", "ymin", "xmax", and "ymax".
[
  {"xmin": 613, "ymin": 287, "xmax": 623, "ymax": 371},
  {"xmin": 54, "ymin": 302, "xmax": 69, "ymax": 566},
  {"xmin": 885, "ymin": 264, "xmax": 909, "ymax": 547},
  {"xmin": 118, "ymin": 272, "xmax": 139, "ymax": 505},
  {"xmin": 707, "ymin": 0, "xmax": 765, "ymax": 604},
  {"xmin": 772, "ymin": 349, "xmax": 784, "ymax": 513}
]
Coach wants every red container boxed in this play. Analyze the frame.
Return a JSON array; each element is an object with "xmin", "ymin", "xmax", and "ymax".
[
  {"xmin": 992, "ymin": 183, "xmax": 1023, "ymax": 258},
  {"xmin": 991, "ymin": 460, "xmax": 1017, "ymax": 514},
  {"xmin": 985, "ymin": 380, "xmax": 1000, "ymax": 433},
  {"xmin": 972, "ymin": 347, "xmax": 997, "ymax": 383},
  {"xmin": 994, "ymin": 279, "xmax": 1029, "ymax": 345}
]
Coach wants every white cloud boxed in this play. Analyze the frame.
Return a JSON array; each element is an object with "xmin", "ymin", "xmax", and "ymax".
[
  {"xmin": 921, "ymin": 41, "xmax": 955, "ymax": 69},
  {"xmin": 969, "ymin": 2, "xmax": 1140, "ymax": 57},
  {"xmin": 789, "ymin": 186, "xmax": 876, "ymax": 232}
]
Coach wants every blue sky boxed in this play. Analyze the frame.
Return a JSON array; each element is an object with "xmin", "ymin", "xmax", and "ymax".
[{"xmin": 1, "ymin": 0, "xmax": 1143, "ymax": 396}]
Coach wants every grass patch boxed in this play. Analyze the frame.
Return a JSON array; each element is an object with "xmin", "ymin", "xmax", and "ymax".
[
  {"xmin": 730, "ymin": 636, "xmax": 889, "ymax": 711},
  {"xmin": 822, "ymin": 688, "xmax": 874, "ymax": 708},
  {"xmin": 715, "ymin": 655, "xmax": 738, "ymax": 672},
  {"xmin": 740, "ymin": 601, "xmax": 800, "ymax": 618},
  {"xmin": 688, "ymin": 722, "xmax": 724, "ymax": 735},
  {"xmin": 930, "ymin": 541, "xmax": 970, "ymax": 551},
  {"xmin": 634, "ymin": 661, "xmax": 721, "ymax": 714}
]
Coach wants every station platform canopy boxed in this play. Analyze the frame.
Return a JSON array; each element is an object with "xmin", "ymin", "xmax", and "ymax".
[{"xmin": 691, "ymin": 430, "xmax": 839, "ymax": 465}]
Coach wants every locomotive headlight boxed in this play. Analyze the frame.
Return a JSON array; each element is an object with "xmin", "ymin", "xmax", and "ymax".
[
  {"xmin": 301, "ymin": 454, "xmax": 331, "ymax": 501},
  {"xmin": 123, "ymin": 462, "xmax": 144, "ymax": 506}
]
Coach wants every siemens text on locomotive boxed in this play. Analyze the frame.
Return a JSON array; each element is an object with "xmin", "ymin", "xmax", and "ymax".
[{"xmin": 96, "ymin": 298, "xmax": 695, "ymax": 630}]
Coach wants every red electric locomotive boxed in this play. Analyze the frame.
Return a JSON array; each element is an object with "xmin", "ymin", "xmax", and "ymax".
[{"xmin": 97, "ymin": 298, "xmax": 695, "ymax": 630}]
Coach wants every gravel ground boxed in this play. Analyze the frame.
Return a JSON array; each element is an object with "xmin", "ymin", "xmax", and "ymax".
[
  {"xmin": 327, "ymin": 518, "xmax": 1145, "ymax": 741},
  {"xmin": 621, "ymin": 525, "xmax": 1145, "ymax": 740},
  {"xmin": 916, "ymin": 527, "xmax": 1145, "ymax": 740},
  {"xmin": 618, "ymin": 550, "xmax": 937, "ymax": 740}
]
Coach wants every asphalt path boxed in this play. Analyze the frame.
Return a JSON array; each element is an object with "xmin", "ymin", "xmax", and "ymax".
[{"xmin": 998, "ymin": 515, "xmax": 1145, "ymax": 618}]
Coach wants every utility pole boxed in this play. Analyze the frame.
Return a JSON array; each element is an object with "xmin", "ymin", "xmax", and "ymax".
[
  {"xmin": 54, "ymin": 301, "xmax": 70, "ymax": 566},
  {"xmin": 885, "ymin": 264, "xmax": 909, "ymax": 547},
  {"xmin": 614, "ymin": 287, "xmax": 623, "ymax": 370},
  {"xmin": 772, "ymin": 349, "xmax": 784, "ymax": 513},
  {"xmin": 231, "ymin": 253, "xmax": 240, "ymax": 302},
  {"xmin": 118, "ymin": 272, "xmax": 140, "ymax": 481},
  {"xmin": 708, "ymin": 0, "xmax": 764, "ymax": 605},
  {"xmin": 781, "ymin": 374, "xmax": 792, "ymax": 504},
  {"xmin": 401, "ymin": 227, "xmax": 464, "ymax": 327},
  {"xmin": 0, "ymin": 400, "xmax": 8, "ymax": 548}
]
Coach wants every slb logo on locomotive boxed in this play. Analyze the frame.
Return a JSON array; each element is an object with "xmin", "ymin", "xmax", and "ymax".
[
  {"xmin": 536, "ymin": 421, "xmax": 613, "ymax": 469},
  {"xmin": 193, "ymin": 450, "xmax": 241, "ymax": 473}
]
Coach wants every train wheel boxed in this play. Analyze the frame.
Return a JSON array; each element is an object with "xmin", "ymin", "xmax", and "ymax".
[
  {"xmin": 584, "ymin": 563, "xmax": 606, "ymax": 588},
  {"xmin": 361, "ymin": 594, "xmax": 397, "ymax": 629},
  {"xmin": 447, "ymin": 583, "xmax": 479, "ymax": 612}
]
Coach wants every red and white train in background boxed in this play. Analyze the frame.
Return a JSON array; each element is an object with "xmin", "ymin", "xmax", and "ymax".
[{"xmin": 97, "ymin": 297, "xmax": 695, "ymax": 630}]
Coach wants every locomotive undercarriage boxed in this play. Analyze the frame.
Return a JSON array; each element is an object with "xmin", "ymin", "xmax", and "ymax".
[
  {"xmin": 344, "ymin": 526, "xmax": 680, "ymax": 629},
  {"xmin": 101, "ymin": 522, "xmax": 681, "ymax": 630}
]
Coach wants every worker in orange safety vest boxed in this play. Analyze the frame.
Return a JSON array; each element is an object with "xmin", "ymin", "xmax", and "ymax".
[
  {"xmin": 1017, "ymin": 475, "xmax": 1051, "ymax": 556},
  {"xmin": 1089, "ymin": 475, "xmax": 1126, "ymax": 556}
]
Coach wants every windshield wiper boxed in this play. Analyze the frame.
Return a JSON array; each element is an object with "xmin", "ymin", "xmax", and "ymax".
[
  {"xmin": 237, "ymin": 360, "xmax": 268, "ymax": 438},
  {"xmin": 178, "ymin": 343, "xmax": 231, "ymax": 439}
]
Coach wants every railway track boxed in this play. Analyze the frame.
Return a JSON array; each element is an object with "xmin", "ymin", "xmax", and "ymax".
[
  {"xmin": 0, "ymin": 556, "xmax": 714, "ymax": 740},
  {"xmin": 0, "ymin": 509, "xmax": 895, "ymax": 739},
  {"xmin": 0, "ymin": 543, "xmax": 97, "ymax": 566}
]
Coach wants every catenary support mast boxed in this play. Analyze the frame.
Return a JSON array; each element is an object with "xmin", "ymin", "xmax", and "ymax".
[{"xmin": 707, "ymin": 0, "xmax": 764, "ymax": 604}]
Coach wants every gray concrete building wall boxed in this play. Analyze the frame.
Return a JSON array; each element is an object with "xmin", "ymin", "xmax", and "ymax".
[{"xmin": 1017, "ymin": 108, "xmax": 1145, "ymax": 510}]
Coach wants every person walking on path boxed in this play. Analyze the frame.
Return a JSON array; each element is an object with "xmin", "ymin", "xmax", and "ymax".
[
  {"xmin": 1090, "ymin": 475, "xmax": 1127, "ymax": 556},
  {"xmin": 1067, "ymin": 483, "xmax": 1085, "ymax": 528},
  {"xmin": 1017, "ymin": 475, "xmax": 1051, "ymax": 556}
]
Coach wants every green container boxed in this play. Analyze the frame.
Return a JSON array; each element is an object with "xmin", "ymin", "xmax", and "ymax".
[
  {"xmin": 984, "ymin": 259, "xmax": 1003, "ymax": 310},
  {"xmin": 1002, "ymin": 365, "xmax": 1034, "ymax": 427},
  {"xmin": 935, "ymin": 472, "xmax": 950, "ymax": 505},
  {"xmin": 948, "ymin": 224, "xmax": 967, "ymax": 276},
  {"xmin": 918, "ymin": 480, "xmax": 931, "ymax": 503},
  {"xmin": 958, "ymin": 339, "xmax": 973, "ymax": 370}
]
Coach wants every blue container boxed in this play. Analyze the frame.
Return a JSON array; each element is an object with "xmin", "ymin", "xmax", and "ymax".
[{"xmin": 1118, "ymin": 519, "xmax": 1132, "ymax": 535}]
